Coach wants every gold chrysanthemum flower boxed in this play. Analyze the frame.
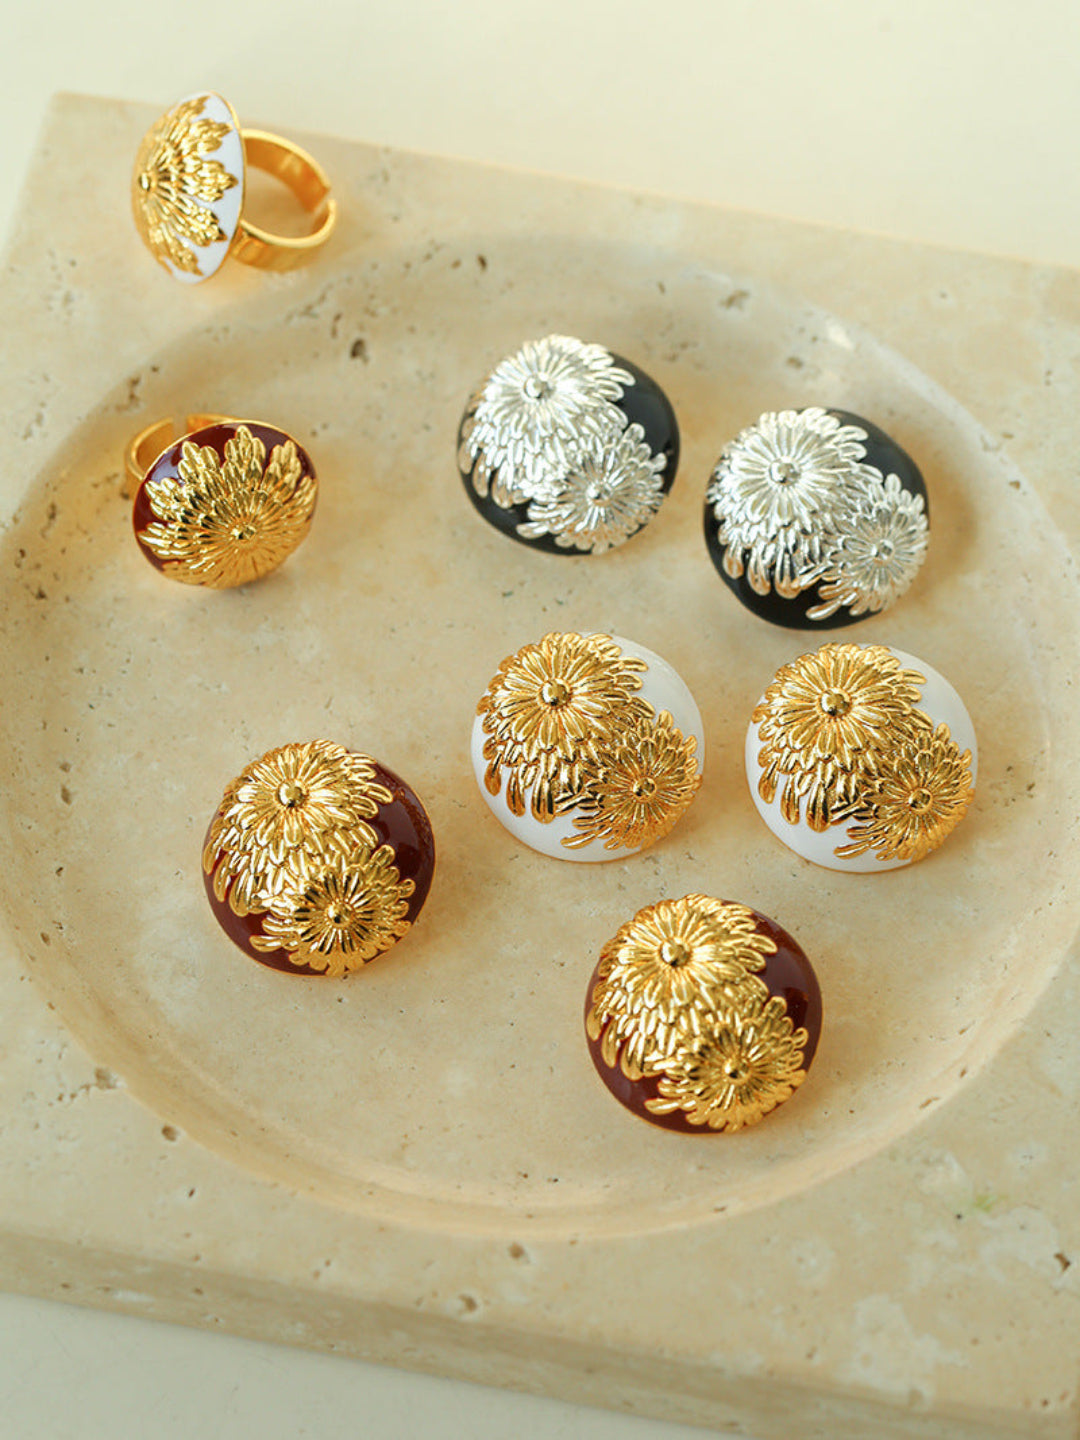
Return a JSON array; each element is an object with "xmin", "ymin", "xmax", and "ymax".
[
  {"xmin": 132, "ymin": 96, "xmax": 239, "ymax": 277},
  {"xmin": 141, "ymin": 425, "xmax": 317, "ymax": 588},
  {"xmin": 834, "ymin": 721, "xmax": 975, "ymax": 863},
  {"xmin": 562, "ymin": 710, "xmax": 701, "ymax": 851},
  {"xmin": 587, "ymin": 896, "xmax": 775, "ymax": 1079},
  {"xmin": 204, "ymin": 741, "xmax": 392, "ymax": 916},
  {"xmin": 752, "ymin": 643, "xmax": 929, "ymax": 830},
  {"xmin": 646, "ymin": 991, "xmax": 809, "ymax": 1132},
  {"xmin": 252, "ymin": 845, "xmax": 415, "ymax": 976},
  {"xmin": 477, "ymin": 633, "xmax": 650, "ymax": 821}
]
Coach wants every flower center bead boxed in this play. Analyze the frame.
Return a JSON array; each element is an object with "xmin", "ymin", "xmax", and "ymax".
[
  {"xmin": 523, "ymin": 375, "xmax": 553, "ymax": 401},
  {"xmin": 907, "ymin": 786, "xmax": 934, "ymax": 814},
  {"xmin": 231, "ymin": 523, "xmax": 257, "ymax": 543},
  {"xmin": 768, "ymin": 458, "xmax": 801, "ymax": 485},
  {"xmin": 660, "ymin": 939, "xmax": 691, "ymax": 967},
  {"xmin": 871, "ymin": 538, "xmax": 896, "ymax": 562},
  {"xmin": 276, "ymin": 780, "xmax": 308, "ymax": 808},
  {"xmin": 633, "ymin": 776, "xmax": 657, "ymax": 799},
  {"xmin": 540, "ymin": 679, "xmax": 571, "ymax": 707},
  {"xmin": 820, "ymin": 689, "xmax": 852, "ymax": 718}
]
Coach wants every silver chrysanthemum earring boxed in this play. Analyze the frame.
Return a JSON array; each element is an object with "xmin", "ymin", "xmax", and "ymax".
[
  {"xmin": 457, "ymin": 334, "xmax": 679, "ymax": 555},
  {"xmin": 704, "ymin": 407, "xmax": 930, "ymax": 628}
]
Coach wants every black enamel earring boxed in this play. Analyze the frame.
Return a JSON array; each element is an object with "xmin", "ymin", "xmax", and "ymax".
[
  {"xmin": 703, "ymin": 406, "xmax": 929, "ymax": 629},
  {"xmin": 457, "ymin": 334, "xmax": 679, "ymax": 554}
]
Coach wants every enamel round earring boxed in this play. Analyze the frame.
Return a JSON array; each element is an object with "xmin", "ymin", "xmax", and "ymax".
[
  {"xmin": 458, "ymin": 334, "xmax": 679, "ymax": 554},
  {"xmin": 704, "ymin": 407, "xmax": 929, "ymax": 628},
  {"xmin": 585, "ymin": 895, "xmax": 822, "ymax": 1132},
  {"xmin": 472, "ymin": 631, "xmax": 703, "ymax": 860},
  {"xmin": 746, "ymin": 642, "xmax": 976, "ymax": 871},
  {"xmin": 203, "ymin": 740, "xmax": 435, "ymax": 976}
]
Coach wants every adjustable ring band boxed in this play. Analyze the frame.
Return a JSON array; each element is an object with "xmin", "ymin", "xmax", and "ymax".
[
  {"xmin": 132, "ymin": 93, "xmax": 338, "ymax": 284},
  {"xmin": 124, "ymin": 414, "xmax": 237, "ymax": 496},
  {"xmin": 230, "ymin": 132, "xmax": 337, "ymax": 272}
]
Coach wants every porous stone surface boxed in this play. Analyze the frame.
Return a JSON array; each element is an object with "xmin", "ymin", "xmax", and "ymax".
[{"xmin": 0, "ymin": 94, "xmax": 1078, "ymax": 1439}]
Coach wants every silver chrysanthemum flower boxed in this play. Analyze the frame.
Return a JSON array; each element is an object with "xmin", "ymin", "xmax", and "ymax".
[
  {"xmin": 808, "ymin": 472, "xmax": 929, "ymax": 620},
  {"xmin": 515, "ymin": 423, "xmax": 667, "ymax": 553},
  {"xmin": 707, "ymin": 407, "xmax": 877, "ymax": 598},
  {"xmin": 464, "ymin": 335, "xmax": 633, "ymax": 507}
]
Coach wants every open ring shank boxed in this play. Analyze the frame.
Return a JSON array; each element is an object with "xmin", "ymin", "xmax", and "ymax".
[
  {"xmin": 231, "ymin": 131, "xmax": 338, "ymax": 272},
  {"xmin": 124, "ymin": 414, "xmax": 238, "ymax": 496}
]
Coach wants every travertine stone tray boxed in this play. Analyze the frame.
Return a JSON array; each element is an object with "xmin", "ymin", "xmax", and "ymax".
[{"xmin": 1, "ymin": 95, "xmax": 1079, "ymax": 1439}]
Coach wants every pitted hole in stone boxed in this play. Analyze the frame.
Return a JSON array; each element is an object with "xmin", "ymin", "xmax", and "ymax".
[
  {"xmin": 540, "ymin": 679, "xmax": 570, "ymax": 707},
  {"xmin": 820, "ymin": 690, "xmax": 852, "ymax": 718}
]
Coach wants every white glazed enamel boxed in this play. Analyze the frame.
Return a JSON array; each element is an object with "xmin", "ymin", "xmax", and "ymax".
[
  {"xmin": 472, "ymin": 634, "xmax": 705, "ymax": 862},
  {"xmin": 746, "ymin": 645, "xmax": 977, "ymax": 873},
  {"xmin": 165, "ymin": 92, "xmax": 244, "ymax": 285}
]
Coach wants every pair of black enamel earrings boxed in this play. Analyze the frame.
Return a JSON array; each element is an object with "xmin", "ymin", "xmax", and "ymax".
[{"xmin": 458, "ymin": 333, "xmax": 931, "ymax": 631}]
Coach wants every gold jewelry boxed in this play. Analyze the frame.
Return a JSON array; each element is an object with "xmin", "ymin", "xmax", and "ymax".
[
  {"xmin": 203, "ymin": 741, "xmax": 436, "ymax": 977},
  {"xmin": 132, "ymin": 92, "xmax": 337, "ymax": 283},
  {"xmin": 585, "ymin": 896, "xmax": 822, "ymax": 1133},
  {"xmin": 126, "ymin": 416, "xmax": 318, "ymax": 589}
]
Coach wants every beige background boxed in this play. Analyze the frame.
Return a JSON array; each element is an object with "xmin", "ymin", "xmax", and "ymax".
[{"xmin": 3, "ymin": 3, "xmax": 1079, "ymax": 1437}]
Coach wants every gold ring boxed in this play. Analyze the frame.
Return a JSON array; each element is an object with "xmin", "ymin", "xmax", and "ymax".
[
  {"xmin": 132, "ymin": 92, "xmax": 337, "ymax": 283},
  {"xmin": 127, "ymin": 416, "xmax": 318, "ymax": 588}
]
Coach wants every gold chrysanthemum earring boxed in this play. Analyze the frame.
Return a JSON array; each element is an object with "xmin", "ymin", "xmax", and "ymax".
[
  {"xmin": 203, "ymin": 740, "xmax": 435, "ymax": 977},
  {"xmin": 745, "ymin": 641, "xmax": 976, "ymax": 871},
  {"xmin": 132, "ymin": 92, "xmax": 337, "ymax": 282},
  {"xmin": 585, "ymin": 895, "xmax": 822, "ymax": 1132},
  {"xmin": 124, "ymin": 415, "xmax": 317, "ymax": 588},
  {"xmin": 471, "ymin": 631, "xmax": 704, "ymax": 861}
]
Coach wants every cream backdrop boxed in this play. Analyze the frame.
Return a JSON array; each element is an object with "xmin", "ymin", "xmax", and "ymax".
[{"xmin": 2, "ymin": 2, "xmax": 1078, "ymax": 1437}]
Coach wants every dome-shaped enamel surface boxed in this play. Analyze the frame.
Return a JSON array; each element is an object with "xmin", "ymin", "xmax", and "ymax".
[
  {"xmin": 458, "ymin": 335, "xmax": 679, "ymax": 554},
  {"xmin": 131, "ymin": 421, "xmax": 317, "ymax": 588},
  {"xmin": 471, "ymin": 632, "xmax": 703, "ymax": 861},
  {"xmin": 705, "ymin": 407, "xmax": 929, "ymax": 628},
  {"xmin": 746, "ymin": 643, "xmax": 976, "ymax": 872},
  {"xmin": 203, "ymin": 740, "xmax": 435, "ymax": 975},
  {"xmin": 132, "ymin": 92, "xmax": 245, "ymax": 283},
  {"xmin": 585, "ymin": 896, "xmax": 822, "ymax": 1132}
]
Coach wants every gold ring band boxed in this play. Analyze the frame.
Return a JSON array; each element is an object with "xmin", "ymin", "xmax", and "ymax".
[
  {"xmin": 124, "ymin": 414, "xmax": 237, "ymax": 496},
  {"xmin": 231, "ymin": 132, "xmax": 337, "ymax": 272}
]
